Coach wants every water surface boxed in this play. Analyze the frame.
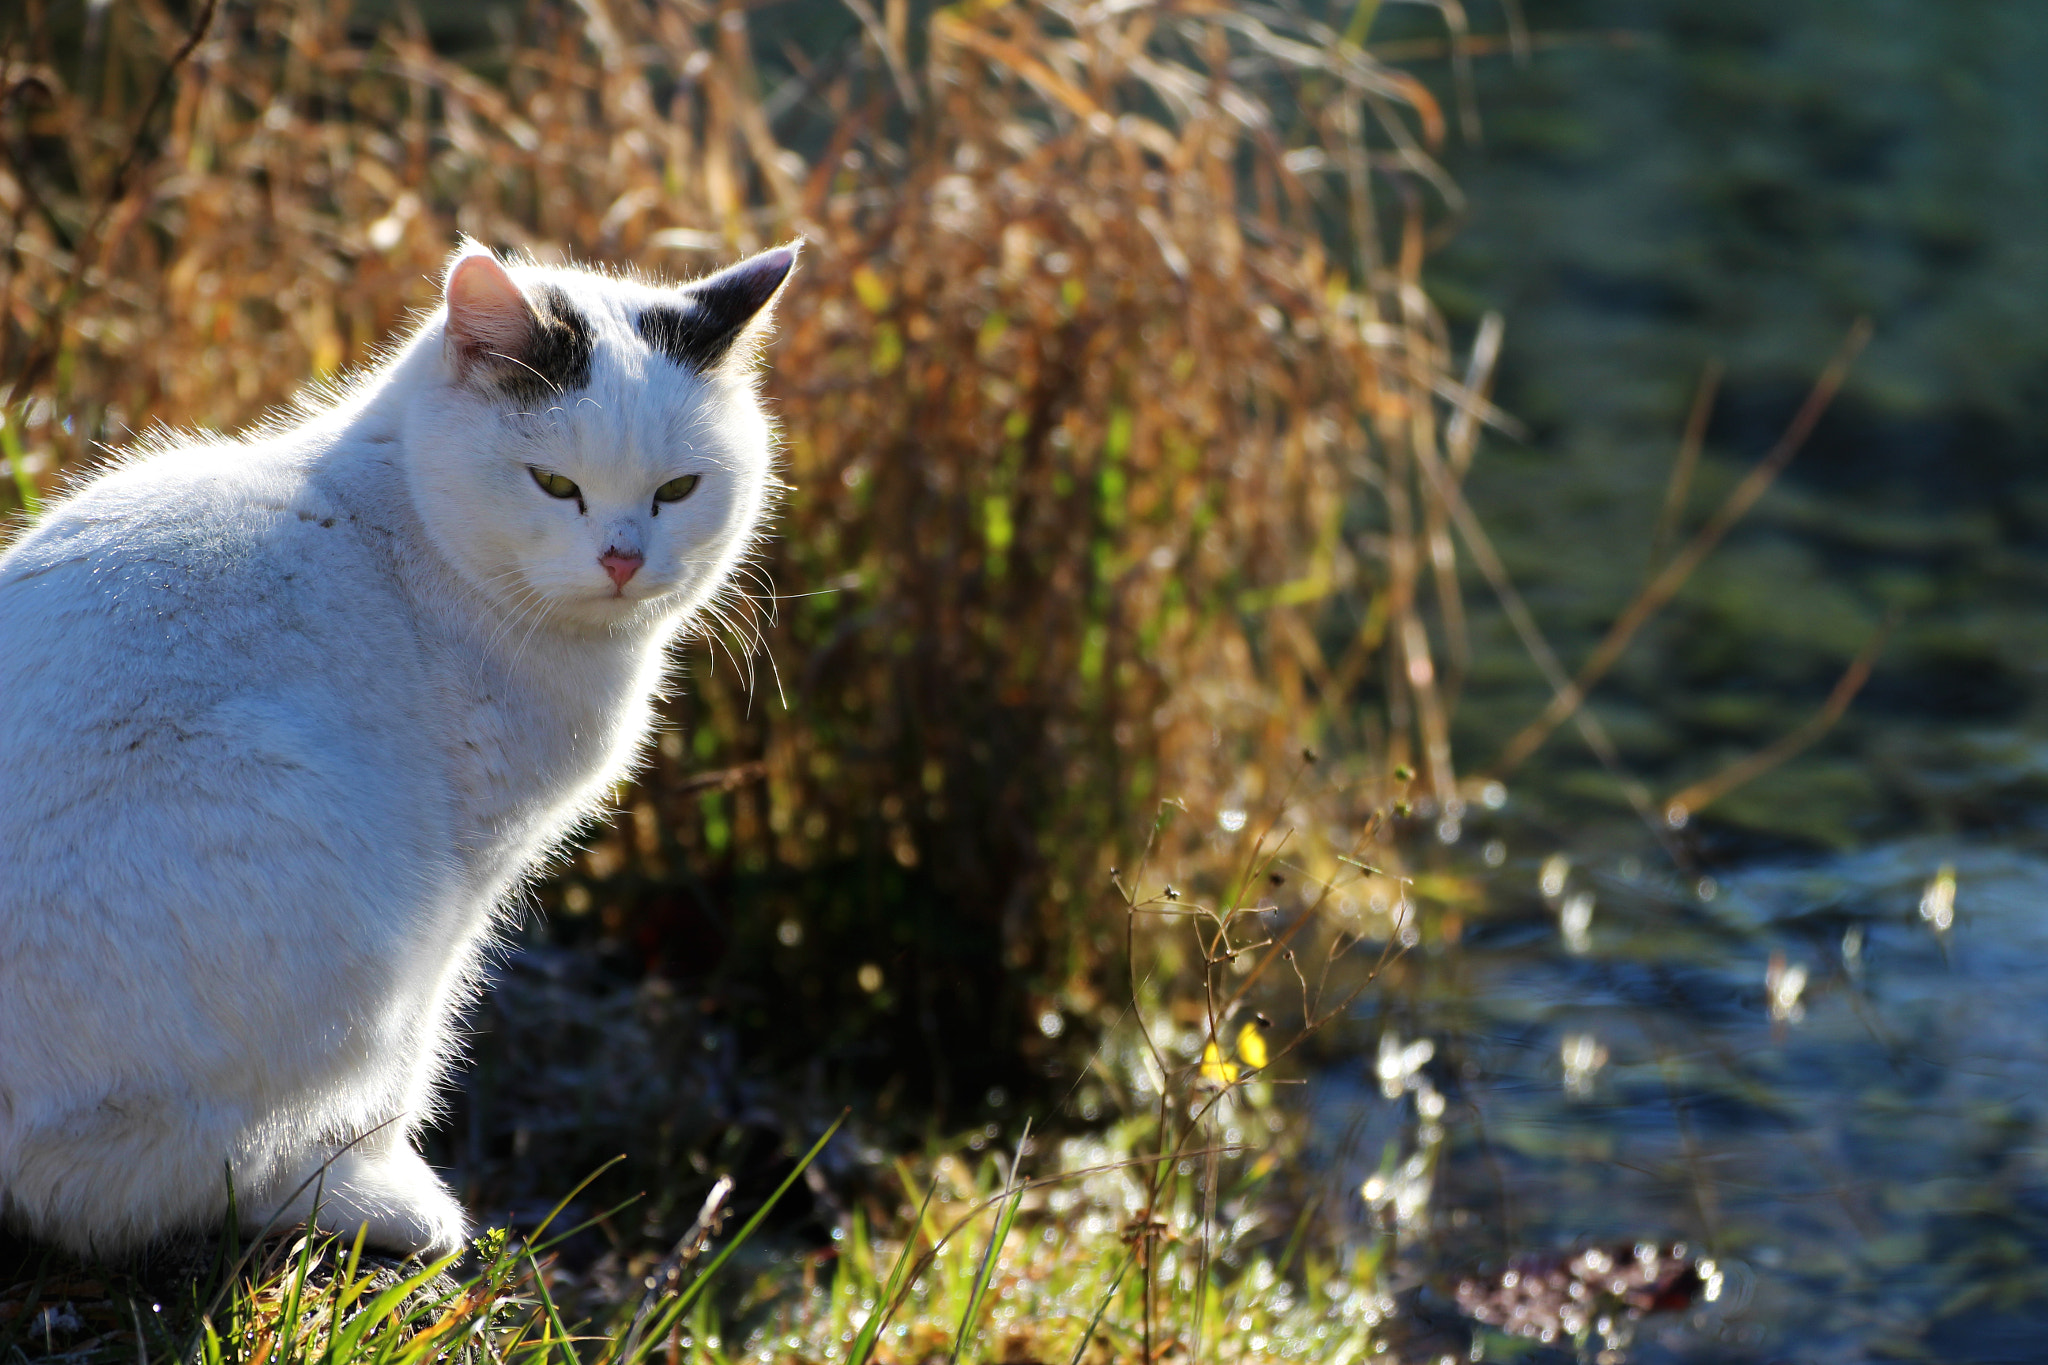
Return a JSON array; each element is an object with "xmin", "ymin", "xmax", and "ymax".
[{"xmin": 1312, "ymin": 2, "xmax": 2048, "ymax": 1357}]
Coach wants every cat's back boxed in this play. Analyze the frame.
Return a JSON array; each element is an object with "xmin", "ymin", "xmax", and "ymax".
[
  {"xmin": 0, "ymin": 432, "xmax": 417, "ymax": 692},
  {"xmin": 0, "ymin": 432, "xmax": 443, "ymax": 871}
]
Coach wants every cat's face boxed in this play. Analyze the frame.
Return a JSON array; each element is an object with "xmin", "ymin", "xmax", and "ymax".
[{"xmin": 402, "ymin": 245, "xmax": 795, "ymax": 635}]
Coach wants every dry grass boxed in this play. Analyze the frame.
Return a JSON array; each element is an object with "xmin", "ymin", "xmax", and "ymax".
[{"xmin": 1, "ymin": 0, "xmax": 1504, "ymax": 1084}]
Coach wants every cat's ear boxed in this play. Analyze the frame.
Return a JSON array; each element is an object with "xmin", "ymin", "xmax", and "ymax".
[
  {"xmin": 442, "ymin": 245, "xmax": 534, "ymax": 381},
  {"xmin": 440, "ymin": 243, "xmax": 594, "ymax": 400},
  {"xmin": 637, "ymin": 242, "xmax": 800, "ymax": 375}
]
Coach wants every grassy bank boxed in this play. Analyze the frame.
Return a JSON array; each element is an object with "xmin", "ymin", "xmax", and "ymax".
[{"xmin": 4, "ymin": 781, "xmax": 1450, "ymax": 1362}]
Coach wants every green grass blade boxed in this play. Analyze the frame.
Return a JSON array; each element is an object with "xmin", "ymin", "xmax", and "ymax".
[
  {"xmin": 278, "ymin": 1220, "xmax": 324, "ymax": 1365},
  {"xmin": 848, "ymin": 1167, "xmax": 940, "ymax": 1365},
  {"xmin": 1066, "ymin": 1248, "xmax": 1134, "ymax": 1365},
  {"xmin": 617, "ymin": 1176, "xmax": 732, "ymax": 1364},
  {"xmin": 0, "ymin": 411, "xmax": 39, "ymax": 518},
  {"xmin": 526, "ymin": 1250, "xmax": 581, "ymax": 1365},
  {"xmin": 688, "ymin": 1297, "xmax": 725, "ymax": 1365},
  {"xmin": 1275, "ymin": 1193, "xmax": 1319, "ymax": 1282},
  {"xmin": 948, "ymin": 1192, "xmax": 1021, "ymax": 1364},
  {"xmin": 828, "ymin": 1225, "xmax": 856, "ymax": 1345},
  {"xmin": 849, "ymin": 1204, "xmax": 873, "ymax": 1292},
  {"xmin": 526, "ymin": 1154, "xmax": 628, "ymax": 1248},
  {"xmin": 625, "ymin": 1110, "xmax": 847, "ymax": 1365},
  {"xmin": 386, "ymin": 1265, "xmax": 504, "ymax": 1365},
  {"xmin": 526, "ymin": 1192, "xmax": 646, "ymax": 1257},
  {"xmin": 324, "ymin": 1251, "xmax": 464, "ymax": 1364},
  {"xmin": 949, "ymin": 1120, "xmax": 1030, "ymax": 1365},
  {"xmin": 319, "ymin": 1225, "xmax": 373, "ymax": 1365},
  {"xmin": 892, "ymin": 1156, "xmax": 944, "ymax": 1254}
]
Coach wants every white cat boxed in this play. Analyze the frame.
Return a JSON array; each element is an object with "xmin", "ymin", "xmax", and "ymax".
[{"xmin": 0, "ymin": 240, "xmax": 796, "ymax": 1258}]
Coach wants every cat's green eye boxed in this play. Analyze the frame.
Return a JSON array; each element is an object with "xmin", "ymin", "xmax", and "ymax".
[
  {"xmin": 529, "ymin": 467, "xmax": 581, "ymax": 500},
  {"xmin": 654, "ymin": 474, "xmax": 701, "ymax": 504}
]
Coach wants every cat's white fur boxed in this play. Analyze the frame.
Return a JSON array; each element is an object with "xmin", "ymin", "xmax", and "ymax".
[{"xmin": 0, "ymin": 241, "xmax": 795, "ymax": 1258}]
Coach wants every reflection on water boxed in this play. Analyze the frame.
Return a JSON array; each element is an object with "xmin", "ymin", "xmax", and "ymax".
[{"xmin": 1322, "ymin": 837, "xmax": 2048, "ymax": 1360}]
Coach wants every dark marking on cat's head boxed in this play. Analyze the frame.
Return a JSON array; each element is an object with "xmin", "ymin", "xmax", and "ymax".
[
  {"xmin": 495, "ymin": 284, "xmax": 594, "ymax": 405},
  {"xmin": 636, "ymin": 244, "xmax": 798, "ymax": 373},
  {"xmin": 444, "ymin": 247, "xmax": 595, "ymax": 406}
]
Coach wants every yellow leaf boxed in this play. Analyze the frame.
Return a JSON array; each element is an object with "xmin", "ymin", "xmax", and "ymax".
[
  {"xmin": 851, "ymin": 265, "xmax": 892, "ymax": 313},
  {"xmin": 1236, "ymin": 1021, "xmax": 1269, "ymax": 1071}
]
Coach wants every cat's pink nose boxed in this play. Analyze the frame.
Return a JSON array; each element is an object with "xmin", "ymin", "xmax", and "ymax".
[{"xmin": 599, "ymin": 548, "xmax": 644, "ymax": 589}]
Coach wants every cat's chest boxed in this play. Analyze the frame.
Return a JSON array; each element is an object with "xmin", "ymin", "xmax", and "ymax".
[{"xmin": 439, "ymin": 634, "xmax": 661, "ymax": 866}]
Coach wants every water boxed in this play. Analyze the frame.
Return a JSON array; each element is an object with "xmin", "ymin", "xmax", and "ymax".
[
  {"xmin": 1417, "ymin": 0, "xmax": 2048, "ymax": 849},
  {"xmin": 1307, "ymin": 3, "xmax": 2048, "ymax": 1358},
  {"xmin": 1321, "ymin": 837, "xmax": 2048, "ymax": 1360}
]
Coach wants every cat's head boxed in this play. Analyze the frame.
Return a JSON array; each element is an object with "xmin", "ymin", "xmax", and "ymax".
[{"xmin": 402, "ymin": 241, "xmax": 796, "ymax": 635}]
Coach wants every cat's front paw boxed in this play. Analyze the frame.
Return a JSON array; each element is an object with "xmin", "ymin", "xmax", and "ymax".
[
  {"xmin": 371, "ymin": 1175, "xmax": 470, "ymax": 1261},
  {"xmin": 258, "ymin": 1147, "xmax": 470, "ymax": 1260}
]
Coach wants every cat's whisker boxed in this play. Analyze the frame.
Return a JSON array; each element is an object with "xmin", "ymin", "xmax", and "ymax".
[
  {"xmin": 695, "ymin": 598, "xmax": 768, "ymax": 701},
  {"xmin": 751, "ymin": 621, "xmax": 790, "ymax": 712},
  {"xmin": 708, "ymin": 582, "xmax": 770, "ymax": 648},
  {"xmin": 503, "ymin": 589, "xmax": 564, "ymax": 676},
  {"xmin": 482, "ymin": 349, "xmax": 561, "ymax": 397},
  {"xmin": 697, "ymin": 602, "xmax": 755, "ymax": 685},
  {"xmin": 727, "ymin": 564, "xmax": 782, "ymax": 625},
  {"xmin": 722, "ymin": 592, "xmax": 781, "ymax": 633},
  {"xmin": 483, "ymin": 595, "xmax": 547, "ymax": 667},
  {"xmin": 469, "ymin": 572, "xmax": 552, "ymax": 661}
]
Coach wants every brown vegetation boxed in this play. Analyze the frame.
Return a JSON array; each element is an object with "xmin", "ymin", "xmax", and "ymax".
[{"xmin": 2, "ymin": 0, "xmax": 1494, "ymax": 1107}]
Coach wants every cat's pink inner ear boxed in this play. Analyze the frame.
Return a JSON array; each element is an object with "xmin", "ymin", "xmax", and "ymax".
[{"xmin": 444, "ymin": 253, "xmax": 534, "ymax": 374}]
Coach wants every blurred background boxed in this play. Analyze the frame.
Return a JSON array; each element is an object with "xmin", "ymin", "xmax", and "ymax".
[{"xmin": 5, "ymin": 0, "xmax": 2047, "ymax": 1359}]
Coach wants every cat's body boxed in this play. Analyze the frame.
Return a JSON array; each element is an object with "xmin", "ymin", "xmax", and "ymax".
[{"xmin": 0, "ymin": 243, "xmax": 795, "ymax": 1257}]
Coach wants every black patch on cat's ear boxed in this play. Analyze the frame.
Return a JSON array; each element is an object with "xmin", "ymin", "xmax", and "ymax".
[
  {"xmin": 501, "ymin": 284, "xmax": 595, "ymax": 404},
  {"xmin": 637, "ymin": 244, "xmax": 798, "ymax": 373},
  {"xmin": 444, "ymin": 249, "xmax": 594, "ymax": 405}
]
